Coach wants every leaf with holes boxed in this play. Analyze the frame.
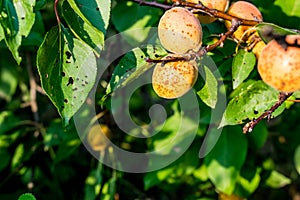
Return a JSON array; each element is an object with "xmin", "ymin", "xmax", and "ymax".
[
  {"xmin": 102, "ymin": 45, "xmax": 167, "ymax": 103},
  {"xmin": 232, "ymin": 50, "xmax": 256, "ymax": 89},
  {"xmin": 0, "ymin": 0, "xmax": 36, "ymax": 64},
  {"xmin": 37, "ymin": 25, "xmax": 97, "ymax": 124},
  {"xmin": 219, "ymin": 80, "xmax": 285, "ymax": 127}
]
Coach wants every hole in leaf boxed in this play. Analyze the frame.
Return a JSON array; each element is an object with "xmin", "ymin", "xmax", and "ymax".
[
  {"xmin": 61, "ymin": 72, "xmax": 66, "ymax": 77},
  {"xmin": 21, "ymin": 17, "xmax": 25, "ymax": 20},
  {"xmin": 85, "ymin": 81, "xmax": 88, "ymax": 84},
  {"xmin": 254, "ymin": 110, "xmax": 259, "ymax": 115},
  {"xmin": 82, "ymin": 84, "xmax": 85, "ymax": 87},
  {"xmin": 64, "ymin": 99, "xmax": 68, "ymax": 103},
  {"xmin": 96, "ymin": 7, "xmax": 99, "ymax": 11},
  {"xmin": 45, "ymin": 74, "xmax": 49, "ymax": 78},
  {"xmin": 73, "ymin": 87, "xmax": 78, "ymax": 91},
  {"xmin": 66, "ymin": 60, "xmax": 71, "ymax": 64},
  {"xmin": 67, "ymin": 77, "xmax": 74, "ymax": 86},
  {"xmin": 65, "ymin": 51, "xmax": 72, "ymax": 59}
]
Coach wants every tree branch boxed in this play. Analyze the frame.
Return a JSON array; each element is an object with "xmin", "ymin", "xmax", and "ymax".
[
  {"xmin": 243, "ymin": 92, "xmax": 293, "ymax": 134},
  {"xmin": 129, "ymin": 0, "xmax": 262, "ymax": 26}
]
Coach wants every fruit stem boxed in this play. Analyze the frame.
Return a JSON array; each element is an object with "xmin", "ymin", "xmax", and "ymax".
[
  {"xmin": 243, "ymin": 92, "xmax": 293, "ymax": 134},
  {"xmin": 130, "ymin": 0, "xmax": 262, "ymax": 26}
]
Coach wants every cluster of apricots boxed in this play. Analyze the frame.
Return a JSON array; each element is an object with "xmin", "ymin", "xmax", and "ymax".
[{"xmin": 152, "ymin": 0, "xmax": 300, "ymax": 99}]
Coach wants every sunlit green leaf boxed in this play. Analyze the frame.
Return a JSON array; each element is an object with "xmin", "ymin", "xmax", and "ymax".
[
  {"xmin": 18, "ymin": 193, "xmax": 36, "ymax": 200},
  {"xmin": 62, "ymin": 0, "xmax": 107, "ymax": 55},
  {"xmin": 265, "ymin": 170, "xmax": 291, "ymax": 188},
  {"xmin": 294, "ymin": 145, "xmax": 300, "ymax": 174},
  {"xmin": 11, "ymin": 143, "xmax": 24, "ymax": 169},
  {"xmin": 197, "ymin": 65, "xmax": 218, "ymax": 108},
  {"xmin": 37, "ymin": 25, "xmax": 97, "ymax": 124},
  {"xmin": 0, "ymin": 0, "xmax": 36, "ymax": 64},
  {"xmin": 219, "ymin": 80, "xmax": 284, "ymax": 127},
  {"xmin": 234, "ymin": 167, "xmax": 261, "ymax": 197},
  {"xmin": 232, "ymin": 50, "xmax": 256, "ymax": 89}
]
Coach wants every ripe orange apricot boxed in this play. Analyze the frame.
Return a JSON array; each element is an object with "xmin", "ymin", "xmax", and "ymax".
[
  {"xmin": 252, "ymin": 40, "xmax": 266, "ymax": 59},
  {"xmin": 225, "ymin": 1, "xmax": 262, "ymax": 41},
  {"xmin": 87, "ymin": 124, "xmax": 111, "ymax": 152},
  {"xmin": 158, "ymin": 7, "xmax": 202, "ymax": 54},
  {"xmin": 258, "ymin": 35, "xmax": 300, "ymax": 92},
  {"xmin": 187, "ymin": 0, "xmax": 229, "ymax": 24},
  {"xmin": 152, "ymin": 55, "xmax": 198, "ymax": 99}
]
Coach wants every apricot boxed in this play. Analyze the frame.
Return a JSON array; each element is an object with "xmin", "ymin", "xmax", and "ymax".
[
  {"xmin": 225, "ymin": 1, "xmax": 262, "ymax": 41},
  {"xmin": 158, "ymin": 7, "xmax": 202, "ymax": 54},
  {"xmin": 258, "ymin": 35, "xmax": 300, "ymax": 92},
  {"xmin": 152, "ymin": 55, "xmax": 198, "ymax": 99},
  {"xmin": 87, "ymin": 124, "xmax": 111, "ymax": 152},
  {"xmin": 187, "ymin": 0, "xmax": 229, "ymax": 24},
  {"xmin": 252, "ymin": 40, "xmax": 266, "ymax": 59}
]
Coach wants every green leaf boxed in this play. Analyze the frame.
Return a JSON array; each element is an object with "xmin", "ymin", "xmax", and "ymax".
[
  {"xmin": 21, "ymin": 11, "xmax": 45, "ymax": 47},
  {"xmin": 246, "ymin": 121, "xmax": 268, "ymax": 150},
  {"xmin": 62, "ymin": 0, "xmax": 107, "ymax": 55},
  {"xmin": 219, "ymin": 80, "xmax": 284, "ymax": 127},
  {"xmin": 274, "ymin": 0, "xmax": 300, "ymax": 18},
  {"xmin": 205, "ymin": 126, "xmax": 248, "ymax": 194},
  {"xmin": 54, "ymin": 128, "xmax": 81, "ymax": 163},
  {"xmin": 0, "ymin": 111, "xmax": 20, "ymax": 135},
  {"xmin": 103, "ymin": 45, "xmax": 167, "ymax": 103},
  {"xmin": 37, "ymin": 25, "xmax": 97, "ymax": 124},
  {"xmin": 18, "ymin": 193, "xmax": 36, "ymax": 200},
  {"xmin": 256, "ymin": 22, "xmax": 299, "ymax": 43},
  {"xmin": 234, "ymin": 167, "xmax": 261, "ymax": 197},
  {"xmin": 84, "ymin": 168, "xmax": 103, "ymax": 200},
  {"xmin": 232, "ymin": 50, "xmax": 256, "ymax": 89},
  {"xmin": 0, "ymin": 50, "xmax": 19, "ymax": 101},
  {"xmin": 67, "ymin": 0, "xmax": 110, "ymax": 33},
  {"xmin": 0, "ymin": 0, "xmax": 36, "ymax": 64},
  {"xmin": 197, "ymin": 65, "xmax": 218, "ymax": 108},
  {"xmin": 0, "ymin": 148, "xmax": 11, "ymax": 171},
  {"xmin": 294, "ymin": 145, "xmax": 300, "ymax": 174},
  {"xmin": 112, "ymin": 1, "xmax": 162, "ymax": 45},
  {"xmin": 11, "ymin": 143, "xmax": 24, "ymax": 169},
  {"xmin": 265, "ymin": 170, "xmax": 291, "ymax": 188}
]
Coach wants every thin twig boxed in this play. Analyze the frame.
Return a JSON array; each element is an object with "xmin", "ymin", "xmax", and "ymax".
[
  {"xmin": 54, "ymin": 0, "xmax": 60, "ymax": 25},
  {"xmin": 129, "ymin": 0, "xmax": 262, "ymax": 26},
  {"xmin": 243, "ymin": 92, "xmax": 293, "ymax": 134},
  {"xmin": 180, "ymin": 1, "xmax": 261, "ymax": 26},
  {"xmin": 26, "ymin": 52, "xmax": 39, "ymax": 123},
  {"xmin": 130, "ymin": 0, "xmax": 172, "ymax": 10}
]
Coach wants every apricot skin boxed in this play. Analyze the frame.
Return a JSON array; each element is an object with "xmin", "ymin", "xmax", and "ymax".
[
  {"xmin": 187, "ymin": 0, "xmax": 228, "ymax": 24},
  {"xmin": 258, "ymin": 35, "xmax": 300, "ymax": 92},
  {"xmin": 152, "ymin": 56, "xmax": 198, "ymax": 99},
  {"xmin": 225, "ymin": 1, "xmax": 262, "ymax": 41},
  {"xmin": 158, "ymin": 7, "xmax": 202, "ymax": 54}
]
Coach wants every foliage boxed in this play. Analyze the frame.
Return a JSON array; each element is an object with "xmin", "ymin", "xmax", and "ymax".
[{"xmin": 0, "ymin": 0, "xmax": 300, "ymax": 199}]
